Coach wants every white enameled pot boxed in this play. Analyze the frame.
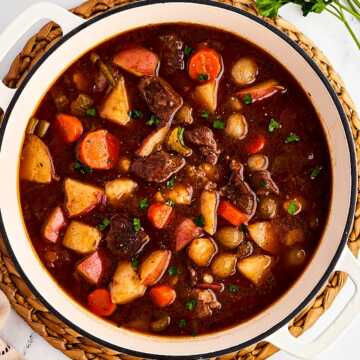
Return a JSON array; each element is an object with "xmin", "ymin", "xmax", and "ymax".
[{"xmin": 0, "ymin": 1, "xmax": 359, "ymax": 359}]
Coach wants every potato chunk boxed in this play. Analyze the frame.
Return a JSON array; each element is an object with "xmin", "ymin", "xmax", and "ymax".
[
  {"xmin": 42, "ymin": 206, "xmax": 66, "ymax": 243},
  {"xmin": 64, "ymin": 178, "xmax": 104, "ymax": 217},
  {"xmin": 200, "ymin": 189, "xmax": 219, "ymax": 235},
  {"xmin": 105, "ymin": 178, "xmax": 138, "ymax": 207},
  {"xmin": 211, "ymin": 253, "xmax": 237, "ymax": 278},
  {"xmin": 63, "ymin": 221, "xmax": 101, "ymax": 254},
  {"xmin": 110, "ymin": 261, "xmax": 146, "ymax": 304},
  {"xmin": 100, "ymin": 76, "xmax": 130, "ymax": 125},
  {"xmin": 237, "ymin": 255, "xmax": 273, "ymax": 286},
  {"xmin": 20, "ymin": 135, "xmax": 54, "ymax": 183},
  {"xmin": 136, "ymin": 126, "xmax": 169, "ymax": 157},
  {"xmin": 76, "ymin": 250, "xmax": 110, "ymax": 285},
  {"xmin": 248, "ymin": 221, "xmax": 279, "ymax": 254},
  {"xmin": 188, "ymin": 237, "xmax": 218, "ymax": 267},
  {"xmin": 140, "ymin": 250, "xmax": 171, "ymax": 286},
  {"xmin": 160, "ymin": 183, "xmax": 193, "ymax": 205},
  {"xmin": 193, "ymin": 80, "xmax": 218, "ymax": 112}
]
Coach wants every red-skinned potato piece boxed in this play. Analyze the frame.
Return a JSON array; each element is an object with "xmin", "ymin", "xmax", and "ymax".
[
  {"xmin": 78, "ymin": 129, "xmax": 120, "ymax": 170},
  {"xmin": 147, "ymin": 203, "xmax": 174, "ymax": 229},
  {"xmin": 87, "ymin": 288, "xmax": 117, "ymax": 317},
  {"xmin": 237, "ymin": 80, "xmax": 285, "ymax": 103},
  {"xmin": 42, "ymin": 206, "xmax": 67, "ymax": 243},
  {"xmin": 139, "ymin": 250, "xmax": 172, "ymax": 286},
  {"xmin": 76, "ymin": 250, "xmax": 111, "ymax": 285},
  {"xmin": 174, "ymin": 218, "xmax": 203, "ymax": 251},
  {"xmin": 113, "ymin": 47, "xmax": 159, "ymax": 76},
  {"xmin": 149, "ymin": 285, "xmax": 176, "ymax": 307},
  {"xmin": 54, "ymin": 114, "xmax": 83, "ymax": 144}
]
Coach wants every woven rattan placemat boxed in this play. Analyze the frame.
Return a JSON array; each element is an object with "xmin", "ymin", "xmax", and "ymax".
[{"xmin": 1, "ymin": 0, "xmax": 359, "ymax": 359}]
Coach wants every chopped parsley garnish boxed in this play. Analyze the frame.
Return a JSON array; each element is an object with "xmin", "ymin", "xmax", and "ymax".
[
  {"xmin": 191, "ymin": 331, "xmax": 198, "ymax": 337},
  {"xmin": 146, "ymin": 114, "xmax": 160, "ymax": 126},
  {"xmin": 131, "ymin": 257, "xmax": 139, "ymax": 269},
  {"xmin": 310, "ymin": 166, "xmax": 323, "ymax": 180},
  {"xmin": 98, "ymin": 218, "xmax": 111, "ymax": 231},
  {"xmin": 74, "ymin": 161, "xmax": 93, "ymax": 175},
  {"xmin": 86, "ymin": 107, "xmax": 97, "ymax": 117},
  {"xmin": 178, "ymin": 319, "xmax": 187, "ymax": 328},
  {"xmin": 139, "ymin": 198, "xmax": 149, "ymax": 210},
  {"xmin": 185, "ymin": 299, "xmax": 197, "ymax": 311},
  {"xmin": 198, "ymin": 73, "xmax": 209, "ymax": 81},
  {"xmin": 184, "ymin": 45, "xmax": 193, "ymax": 56},
  {"xmin": 287, "ymin": 201, "xmax": 299, "ymax": 216},
  {"xmin": 200, "ymin": 110, "xmax": 209, "ymax": 119},
  {"xmin": 213, "ymin": 119, "xmax": 225, "ymax": 129},
  {"xmin": 129, "ymin": 109, "xmax": 143, "ymax": 119},
  {"xmin": 228, "ymin": 284, "xmax": 240, "ymax": 293},
  {"xmin": 285, "ymin": 133, "xmax": 300, "ymax": 143},
  {"xmin": 165, "ymin": 199, "xmax": 175, "ymax": 207},
  {"xmin": 242, "ymin": 94, "xmax": 253, "ymax": 105},
  {"xmin": 268, "ymin": 118, "xmax": 281, "ymax": 132},
  {"xmin": 194, "ymin": 215, "xmax": 205, "ymax": 227},
  {"xmin": 168, "ymin": 266, "xmax": 178, "ymax": 276},
  {"xmin": 259, "ymin": 179, "xmax": 267, "ymax": 188},
  {"xmin": 132, "ymin": 217, "xmax": 141, "ymax": 232},
  {"xmin": 166, "ymin": 176, "xmax": 176, "ymax": 189}
]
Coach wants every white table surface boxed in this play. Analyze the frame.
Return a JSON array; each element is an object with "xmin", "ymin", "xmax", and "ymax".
[{"xmin": 0, "ymin": 1, "xmax": 360, "ymax": 359}]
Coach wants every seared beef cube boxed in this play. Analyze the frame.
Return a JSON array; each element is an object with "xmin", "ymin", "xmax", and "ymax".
[{"xmin": 159, "ymin": 34, "xmax": 185, "ymax": 73}]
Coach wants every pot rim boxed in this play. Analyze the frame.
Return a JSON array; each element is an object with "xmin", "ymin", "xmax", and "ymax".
[{"xmin": 0, "ymin": 0, "xmax": 357, "ymax": 358}]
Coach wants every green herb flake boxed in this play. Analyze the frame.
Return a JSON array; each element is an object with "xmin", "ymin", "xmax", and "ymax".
[
  {"xmin": 131, "ymin": 257, "xmax": 139, "ymax": 270},
  {"xmin": 165, "ymin": 199, "xmax": 175, "ymax": 207},
  {"xmin": 129, "ymin": 109, "xmax": 143, "ymax": 119},
  {"xmin": 198, "ymin": 73, "xmax": 209, "ymax": 81},
  {"xmin": 310, "ymin": 166, "xmax": 323, "ymax": 180},
  {"xmin": 168, "ymin": 266, "xmax": 178, "ymax": 276},
  {"xmin": 74, "ymin": 161, "xmax": 93, "ymax": 175},
  {"xmin": 86, "ymin": 108, "xmax": 97, "ymax": 117},
  {"xmin": 194, "ymin": 215, "xmax": 205, "ymax": 227},
  {"xmin": 184, "ymin": 45, "xmax": 193, "ymax": 56},
  {"xmin": 191, "ymin": 331, "xmax": 198, "ymax": 337},
  {"xmin": 285, "ymin": 133, "xmax": 300, "ymax": 144},
  {"xmin": 259, "ymin": 179, "xmax": 267, "ymax": 188},
  {"xmin": 139, "ymin": 198, "xmax": 149, "ymax": 210},
  {"xmin": 98, "ymin": 218, "xmax": 111, "ymax": 231},
  {"xmin": 178, "ymin": 319, "xmax": 187, "ymax": 328},
  {"xmin": 213, "ymin": 119, "xmax": 225, "ymax": 129},
  {"xmin": 268, "ymin": 118, "xmax": 281, "ymax": 132},
  {"xmin": 242, "ymin": 94, "xmax": 253, "ymax": 105},
  {"xmin": 228, "ymin": 284, "xmax": 240, "ymax": 293},
  {"xmin": 132, "ymin": 217, "xmax": 141, "ymax": 232},
  {"xmin": 200, "ymin": 110, "xmax": 209, "ymax": 119},
  {"xmin": 287, "ymin": 201, "xmax": 299, "ymax": 216},
  {"xmin": 146, "ymin": 114, "xmax": 161, "ymax": 126},
  {"xmin": 185, "ymin": 299, "xmax": 197, "ymax": 311},
  {"xmin": 166, "ymin": 176, "xmax": 176, "ymax": 189}
]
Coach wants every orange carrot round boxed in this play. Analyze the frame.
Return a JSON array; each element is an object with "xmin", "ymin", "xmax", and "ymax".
[
  {"xmin": 247, "ymin": 134, "xmax": 266, "ymax": 154},
  {"xmin": 188, "ymin": 48, "xmax": 222, "ymax": 81},
  {"xmin": 78, "ymin": 129, "xmax": 120, "ymax": 170},
  {"xmin": 147, "ymin": 203, "xmax": 174, "ymax": 229},
  {"xmin": 149, "ymin": 285, "xmax": 176, "ymax": 307},
  {"xmin": 55, "ymin": 114, "xmax": 83, "ymax": 144},
  {"xmin": 218, "ymin": 200, "xmax": 249, "ymax": 226},
  {"xmin": 87, "ymin": 288, "xmax": 116, "ymax": 317}
]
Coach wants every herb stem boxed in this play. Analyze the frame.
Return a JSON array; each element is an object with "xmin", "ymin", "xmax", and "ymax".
[
  {"xmin": 334, "ymin": 0, "xmax": 360, "ymax": 20},
  {"xmin": 325, "ymin": 7, "xmax": 341, "ymax": 19}
]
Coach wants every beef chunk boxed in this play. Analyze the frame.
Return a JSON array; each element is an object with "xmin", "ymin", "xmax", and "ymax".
[
  {"xmin": 138, "ymin": 76, "xmax": 183, "ymax": 124},
  {"xmin": 185, "ymin": 126, "xmax": 220, "ymax": 165},
  {"xmin": 131, "ymin": 151, "xmax": 186, "ymax": 183},
  {"xmin": 192, "ymin": 289, "xmax": 221, "ymax": 319},
  {"xmin": 106, "ymin": 214, "xmax": 149, "ymax": 258},
  {"xmin": 249, "ymin": 170, "xmax": 279, "ymax": 196},
  {"xmin": 159, "ymin": 34, "xmax": 185, "ymax": 73},
  {"xmin": 221, "ymin": 160, "xmax": 257, "ymax": 218}
]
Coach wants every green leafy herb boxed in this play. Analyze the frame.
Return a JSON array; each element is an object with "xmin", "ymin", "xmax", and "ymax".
[
  {"xmin": 268, "ymin": 118, "xmax": 281, "ymax": 132},
  {"xmin": 285, "ymin": 133, "xmax": 300, "ymax": 143},
  {"xmin": 165, "ymin": 199, "xmax": 175, "ymax": 207},
  {"xmin": 198, "ymin": 73, "xmax": 209, "ymax": 81},
  {"xmin": 168, "ymin": 266, "xmax": 178, "ymax": 276},
  {"xmin": 191, "ymin": 331, "xmax": 198, "ymax": 337},
  {"xmin": 146, "ymin": 114, "xmax": 160, "ymax": 126},
  {"xmin": 201, "ymin": 110, "xmax": 209, "ymax": 119},
  {"xmin": 178, "ymin": 319, "xmax": 187, "ymax": 328},
  {"xmin": 74, "ymin": 161, "xmax": 93, "ymax": 175},
  {"xmin": 259, "ymin": 179, "xmax": 267, "ymax": 188},
  {"xmin": 228, "ymin": 284, "xmax": 240, "ymax": 293},
  {"xmin": 242, "ymin": 94, "xmax": 253, "ymax": 105},
  {"xmin": 194, "ymin": 215, "xmax": 205, "ymax": 227},
  {"xmin": 310, "ymin": 166, "xmax": 323, "ymax": 180},
  {"xmin": 132, "ymin": 217, "xmax": 141, "ymax": 232},
  {"xmin": 185, "ymin": 299, "xmax": 197, "ymax": 311},
  {"xmin": 139, "ymin": 198, "xmax": 149, "ymax": 210},
  {"xmin": 287, "ymin": 201, "xmax": 299, "ymax": 216},
  {"xmin": 86, "ymin": 108, "xmax": 97, "ymax": 117},
  {"xmin": 98, "ymin": 217, "xmax": 111, "ymax": 231},
  {"xmin": 131, "ymin": 257, "xmax": 139, "ymax": 269},
  {"xmin": 255, "ymin": 0, "xmax": 360, "ymax": 51},
  {"xmin": 213, "ymin": 119, "xmax": 225, "ymax": 129},
  {"xmin": 184, "ymin": 45, "xmax": 193, "ymax": 56},
  {"xmin": 166, "ymin": 176, "xmax": 176, "ymax": 189},
  {"xmin": 129, "ymin": 109, "xmax": 143, "ymax": 119}
]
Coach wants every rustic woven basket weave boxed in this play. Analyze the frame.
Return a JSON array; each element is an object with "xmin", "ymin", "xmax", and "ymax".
[{"xmin": 0, "ymin": 0, "xmax": 359, "ymax": 359}]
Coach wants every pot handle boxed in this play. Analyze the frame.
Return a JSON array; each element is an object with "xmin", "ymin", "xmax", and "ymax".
[
  {"xmin": 0, "ymin": 1, "xmax": 84, "ymax": 112},
  {"xmin": 268, "ymin": 247, "xmax": 360, "ymax": 359}
]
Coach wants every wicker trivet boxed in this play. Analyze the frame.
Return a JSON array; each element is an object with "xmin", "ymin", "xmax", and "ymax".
[{"xmin": 0, "ymin": 0, "xmax": 359, "ymax": 359}]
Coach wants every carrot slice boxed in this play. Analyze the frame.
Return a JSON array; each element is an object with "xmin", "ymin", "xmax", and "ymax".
[
  {"xmin": 113, "ymin": 47, "xmax": 159, "ymax": 76},
  {"xmin": 218, "ymin": 200, "xmax": 249, "ymax": 226},
  {"xmin": 147, "ymin": 203, "xmax": 174, "ymax": 229},
  {"xmin": 87, "ymin": 288, "xmax": 117, "ymax": 317},
  {"xmin": 78, "ymin": 129, "xmax": 120, "ymax": 170},
  {"xmin": 247, "ymin": 134, "xmax": 266, "ymax": 154},
  {"xmin": 188, "ymin": 48, "xmax": 222, "ymax": 81},
  {"xmin": 54, "ymin": 114, "xmax": 83, "ymax": 143},
  {"xmin": 149, "ymin": 285, "xmax": 176, "ymax": 307}
]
